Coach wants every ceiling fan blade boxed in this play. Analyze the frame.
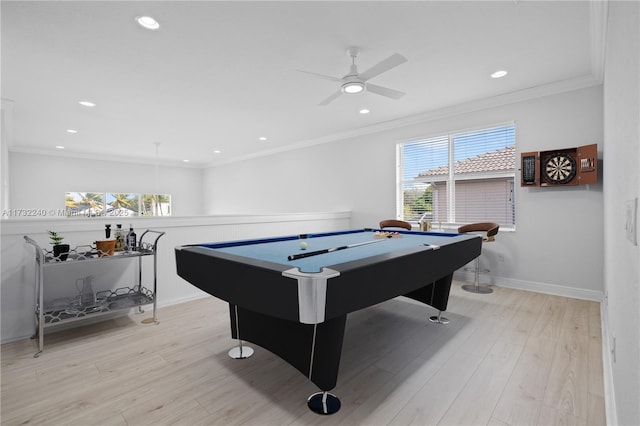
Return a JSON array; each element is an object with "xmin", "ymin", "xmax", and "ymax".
[
  {"xmin": 359, "ymin": 53, "xmax": 407, "ymax": 82},
  {"xmin": 297, "ymin": 69, "xmax": 343, "ymax": 83},
  {"xmin": 318, "ymin": 90, "xmax": 343, "ymax": 106},
  {"xmin": 366, "ymin": 83, "xmax": 405, "ymax": 100}
]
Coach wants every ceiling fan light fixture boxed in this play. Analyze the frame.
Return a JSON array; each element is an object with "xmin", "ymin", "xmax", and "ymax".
[
  {"xmin": 341, "ymin": 81, "xmax": 365, "ymax": 94},
  {"xmin": 298, "ymin": 49, "xmax": 406, "ymax": 105}
]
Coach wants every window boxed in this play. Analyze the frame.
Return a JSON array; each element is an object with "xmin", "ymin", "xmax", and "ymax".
[
  {"xmin": 66, "ymin": 192, "xmax": 105, "ymax": 217},
  {"xmin": 106, "ymin": 193, "xmax": 139, "ymax": 216},
  {"xmin": 65, "ymin": 192, "xmax": 171, "ymax": 217},
  {"xmin": 398, "ymin": 123, "xmax": 516, "ymax": 229}
]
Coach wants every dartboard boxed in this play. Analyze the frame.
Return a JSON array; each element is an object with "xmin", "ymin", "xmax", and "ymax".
[{"xmin": 542, "ymin": 152, "xmax": 577, "ymax": 184}]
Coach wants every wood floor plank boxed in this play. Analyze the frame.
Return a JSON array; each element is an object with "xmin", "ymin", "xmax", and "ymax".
[
  {"xmin": 337, "ymin": 314, "xmax": 475, "ymax": 425},
  {"xmin": 588, "ymin": 333, "xmax": 605, "ymax": 399},
  {"xmin": 438, "ymin": 340, "xmax": 523, "ymax": 425},
  {"xmin": 388, "ymin": 350, "xmax": 483, "ymax": 425},
  {"xmin": 538, "ymin": 404, "xmax": 588, "ymax": 425},
  {"xmin": 530, "ymin": 294, "xmax": 568, "ymax": 341},
  {"xmin": 335, "ymin": 355, "xmax": 442, "ymax": 425},
  {"xmin": 488, "ymin": 416, "xmax": 512, "ymax": 426},
  {"xmin": 587, "ymin": 392, "xmax": 607, "ymax": 426},
  {"xmin": 498, "ymin": 294, "xmax": 540, "ymax": 346},
  {"xmin": 543, "ymin": 327, "xmax": 590, "ymax": 420},
  {"xmin": 0, "ymin": 282, "xmax": 604, "ymax": 426},
  {"xmin": 562, "ymin": 298, "xmax": 591, "ymax": 336},
  {"xmin": 588, "ymin": 301, "xmax": 602, "ymax": 339},
  {"xmin": 492, "ymin": 335, "xmax": 557, "ymax": 425}
]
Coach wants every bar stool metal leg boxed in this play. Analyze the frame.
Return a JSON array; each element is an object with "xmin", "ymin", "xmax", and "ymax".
[{"xmin": 461, "ymin": 257, "xmax": 493, "ymax": 294}]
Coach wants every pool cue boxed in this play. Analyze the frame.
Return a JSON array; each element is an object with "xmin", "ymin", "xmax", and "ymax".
[{"xmin": 287, "ymin": 238, "xmax": 386, "ymax": 261}]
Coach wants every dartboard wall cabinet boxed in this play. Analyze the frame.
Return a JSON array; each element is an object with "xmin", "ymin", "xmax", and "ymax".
[{"xmin": 520, "ymin": 143, "xmax": 598, "ymax": 187}]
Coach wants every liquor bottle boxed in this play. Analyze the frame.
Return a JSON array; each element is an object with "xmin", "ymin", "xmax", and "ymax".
[
  {"xmin": 105, "ymin": 224, "xmax": 111, "ymax": 239},
  {"xmin": 115, "ymin": 224, "xmax": 125, "ymax": 251},
  {"xmin": 127, "ymin": 224, "xmax": 137, "ymax": 252}
]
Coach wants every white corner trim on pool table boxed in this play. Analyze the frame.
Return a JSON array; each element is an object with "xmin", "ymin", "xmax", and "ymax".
[{"xmin": 282, "ymin": 267, "xmax": 340, "ymax": 324}]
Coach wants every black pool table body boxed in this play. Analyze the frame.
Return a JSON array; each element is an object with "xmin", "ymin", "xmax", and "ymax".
[{"xmin": 175, "ymin": 228, "xmax": 481, "ymax": 410}]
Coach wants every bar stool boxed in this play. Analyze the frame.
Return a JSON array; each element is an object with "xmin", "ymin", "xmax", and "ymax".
[
  {"xmin": 457, "ymin": 222, "xmax": 499, "ymax": 294},
  {"xmin": 379, "ymin": 219, "xmax": 412, "ymax": 230}
]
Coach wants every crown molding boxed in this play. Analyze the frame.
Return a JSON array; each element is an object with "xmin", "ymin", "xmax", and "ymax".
[
  {"xmin": 207, "ymin": 74, "xmax": 603, "ymax": 168},
  {"xmin": 590, "ymin": 0, "xmax": 609, "ymax": 83},
  {"xmin": 7, "ymin": 145, "xmax": 204, "ymax": 169}
]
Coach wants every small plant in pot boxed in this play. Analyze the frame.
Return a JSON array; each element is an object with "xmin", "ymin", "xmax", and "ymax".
[{"xmin": 48, "ymin": 230, "xmax": 70, "ymax": 261}]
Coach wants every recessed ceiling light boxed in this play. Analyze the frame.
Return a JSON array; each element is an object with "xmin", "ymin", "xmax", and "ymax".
[
  {"xmin": 183, "ymin": 159, "xmax": 189, "ymax": 163},
  {"xmin": 78, "ymin": 100, "xmax": 96, "ymax": 107},
  {"xmin": 136, "ymin": 16, "xmax": 160, "ymax": 30},
  {"xmin": 213, "ymin": 150, "xmax": 221, "ymax": 154},
  {"xmin": 66, "ymin": 129, "xmax": 78, "ymax": 133},
  {"xmin": 55, "ymin": 146, "xmax": 65, "ymax": 149},
  {"xmin": 359, "ymin": 109, "xmax": 370, "ymax": 114},
  {"xmin": 491, "ymin": 70, "xmax": 508, "ymax": 79},
  {"xmin": 258, "ymin": 137, "xmax": 267, "ymax": 141}
]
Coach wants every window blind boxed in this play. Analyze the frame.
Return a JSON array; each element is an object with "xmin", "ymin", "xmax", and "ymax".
[{"xmin": 398, "ymin": 124, "xmax": 516, "ymax": 228}]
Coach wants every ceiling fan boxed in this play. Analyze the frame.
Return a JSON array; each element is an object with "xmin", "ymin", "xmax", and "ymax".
[{"xmin": 298, "ymin": 47, "xmax": 407, "ymax": 106}]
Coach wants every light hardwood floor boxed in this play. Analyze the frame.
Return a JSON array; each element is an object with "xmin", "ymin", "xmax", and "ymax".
[{"xmin": 1, "ymin": 281, "xmax": 606, "ymax": 425}]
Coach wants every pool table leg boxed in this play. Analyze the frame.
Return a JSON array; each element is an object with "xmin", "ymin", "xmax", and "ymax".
[
  {"xmin": 227, "ymin": 341, "xmax": 254, "ymax": 359},
  {"xmin": 404, "ymin": 274, "xmax": 453, "ymax": 325},
  {"xmin": 227, "ymin": 304, "xmax": 254, "ymax": 359},
  {"xmin": 428, "ymin": 311, "xmax": 450, "ymax": 324},
  {"xmin": 228, "ymin": 304, "xmax": 346, "ymax": 414},
  {"xmin": 307, "ymin": 391, "xmax": 341, "ymax": 415}
]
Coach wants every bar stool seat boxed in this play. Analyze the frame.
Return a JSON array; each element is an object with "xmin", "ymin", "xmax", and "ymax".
[
  {"xmin": 378, "ymin": 219, "xmax": 412, "ymax": 230},
  {"xmin": 457, "ymin": 222, "xmax": 499, "ymax": 294}
]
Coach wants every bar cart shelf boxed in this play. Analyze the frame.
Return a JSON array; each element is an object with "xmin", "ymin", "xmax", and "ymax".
[{"xmin": 25, "ymin": 230, "xmax": 165, "ymax": 357}]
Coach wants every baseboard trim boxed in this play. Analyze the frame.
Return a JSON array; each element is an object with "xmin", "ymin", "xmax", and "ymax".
[
  {"xmin": 600, "ymin": 300, "xmax": 618, "ymax": 426},
  {"xmin": 156, "ymin": 292, "xmax": 210, "ymax": 309},
  {"xmin": 453, "ymin": 271, "xmax": 604, "ymax": 302}
]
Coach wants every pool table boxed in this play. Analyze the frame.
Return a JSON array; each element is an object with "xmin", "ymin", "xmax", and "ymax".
[{"xmin": 175, "ymin": 228, "xmax": 481, "ymax": 414}]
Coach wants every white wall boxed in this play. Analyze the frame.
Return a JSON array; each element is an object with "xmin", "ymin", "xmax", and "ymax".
[
  {"xmin": 204, "ymin": 85, "xmax": 604, "ymax": 300},
  {"xmin": 1, "ymin": 100, "xmax": 13, "ymax": 212},
  {"xmin": 0, "ymin": 212, "xmax": 350, "ymax": 343},
  {"xmin": 602, "ymin": 2, "xmax": 640, "ymax": 425},
  {"xmin": 8, "ymin": 152, "xmax": 204, "ymax": 217}
]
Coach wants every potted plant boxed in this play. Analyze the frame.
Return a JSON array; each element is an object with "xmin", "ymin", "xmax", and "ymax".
[{"xmin": 48, "ymin": 230, "xmax": 70, "ymax": 261}]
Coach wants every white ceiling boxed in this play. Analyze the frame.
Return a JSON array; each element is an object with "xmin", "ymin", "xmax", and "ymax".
[{"xmin": 1, "ymin": 1, "xmax": 604, "ymax": 167}]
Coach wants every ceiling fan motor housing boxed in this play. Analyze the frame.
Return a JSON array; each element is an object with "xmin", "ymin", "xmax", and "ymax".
[{"xmin": 341, "ymin": 76, "xmax": 365, "ymax": 94}]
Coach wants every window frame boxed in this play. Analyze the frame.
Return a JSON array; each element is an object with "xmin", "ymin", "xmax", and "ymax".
[
  {"xmin": 65, "ymin": 192, "xmax": 172, "ymax": 218},
  {"xmin": 396, "ymin": 122, "xmax": 516, "ymax": 231}
]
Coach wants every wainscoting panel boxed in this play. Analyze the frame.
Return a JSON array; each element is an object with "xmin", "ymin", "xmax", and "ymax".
[{"xmin": 1, "ymin": 212, "xmax": 351, "ymax": 343}]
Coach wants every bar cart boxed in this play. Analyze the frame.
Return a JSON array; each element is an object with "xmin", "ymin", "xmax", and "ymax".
[{"xmin": 24, "ymin": 230, "xmax": 165, "ymax": 357}]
